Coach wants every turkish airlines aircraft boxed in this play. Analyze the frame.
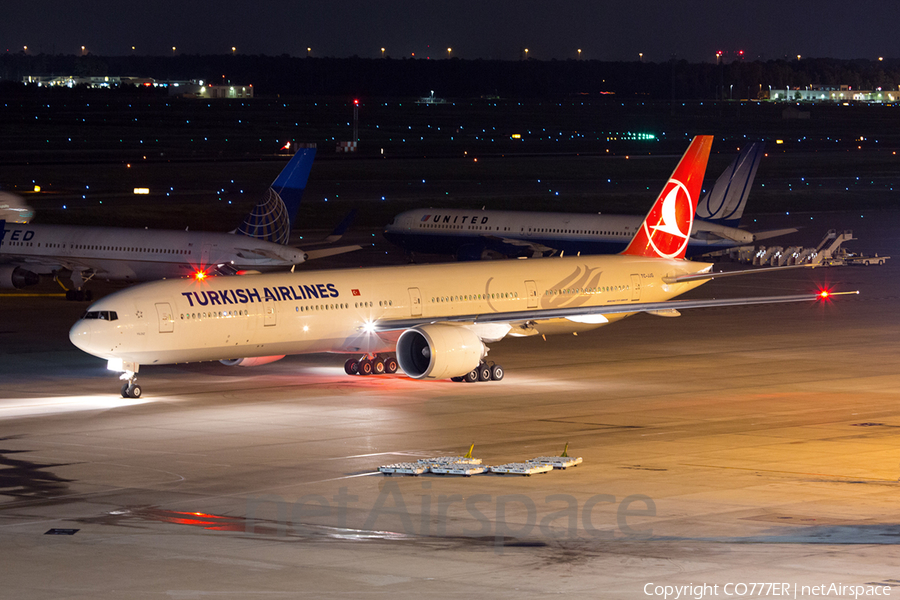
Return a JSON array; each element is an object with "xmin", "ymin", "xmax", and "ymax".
[
  {"xmin": 0, "ymin": 147, "xmax": 355, "ymax": 300},
  {"xmin": 70, "ymin": 137, "xmax": 844, "ymax": 398},
  {"xmin": 383, "ymin": 142, "xmax": 796, "ymax": 260}
]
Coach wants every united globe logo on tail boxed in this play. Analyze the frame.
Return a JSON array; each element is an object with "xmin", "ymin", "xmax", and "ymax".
[{"xmin": 621, "ymin": 136, "xmax": 713, "ymax": 260}]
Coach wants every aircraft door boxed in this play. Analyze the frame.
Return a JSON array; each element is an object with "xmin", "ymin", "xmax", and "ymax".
[
  {"xmin": 263, "ymin": 302, "xmax": 276, "ymax": 327},
  {"xmin": 630, "ymin": 274, "xmax": 641, "ymax": 301},
  {"xmin": 408, "ymin": 288, "xmax": 422, "ymax": 317},
  {"xmin": 201, "ymin": 242, "xmax": 220, "ymax": 269},
  {"xmin": 155, "ymin": 302, "xmax": 174, "ymax": 333},
  {"xmin": 525, "ymin": 280, "xmax": 538, "ymax": 309}
]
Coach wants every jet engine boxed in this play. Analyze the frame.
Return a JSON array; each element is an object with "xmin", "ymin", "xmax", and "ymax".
[
  {"xmin": 220, "ymin": 355, "xmax": 285, "ymax": 367},
  {"xmin": 0, "ymin": 265, "xmax": 40, "ymax": 289},
  {"xmin": 396, "ymin": 324, "xmax": 485, "ymax": 379}
]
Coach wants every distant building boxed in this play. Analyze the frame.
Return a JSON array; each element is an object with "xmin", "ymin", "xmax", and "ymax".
[
  {"xmin": 168, "ymin": 82, "xmax": 253, "ymax": 99},
  {"xmin": 23, "ymin": 75, "xmax": 155, "ymax": 88},
  {"xmin": 21, "ymin": 76, "xmax": 252, "ymax": 99},
  {"xmin": 764, "ymin": 85, "xmax": 900, "ymax": 103}
]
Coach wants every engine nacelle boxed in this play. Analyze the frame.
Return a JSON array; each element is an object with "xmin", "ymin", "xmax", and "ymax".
[
  {"xmin": 396, "ymin": 324, "xmax": 485, "ymax": 380},
  {"xmin": 0, "ymin": 265, "xmax": 40, "ymax": 289},
  {"xmin": 220, "ymin": 355, "xmax": 285, "ymax": 367}
]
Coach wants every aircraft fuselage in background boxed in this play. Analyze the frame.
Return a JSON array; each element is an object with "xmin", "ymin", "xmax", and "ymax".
[
  {"xmin": 0, "ymin": 221, "xmax": 306, "ymax": 284},
  {"xmin": 383, "ymin": 208, "xmax": 755, "ymax": 259}
]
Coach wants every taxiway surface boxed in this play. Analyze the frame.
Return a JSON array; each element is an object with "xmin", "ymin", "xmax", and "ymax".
[{"xmin": 1, "ymin": 219, "xmax": 899, "ymax": 599}]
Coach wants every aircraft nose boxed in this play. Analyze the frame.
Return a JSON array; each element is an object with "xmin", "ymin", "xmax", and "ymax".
[{"xmin": 69, "ymin": 320, "xmax": 93, "ymax": 353}]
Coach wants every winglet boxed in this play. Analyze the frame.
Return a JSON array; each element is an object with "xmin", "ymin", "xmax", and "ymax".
[
  {"xmin": 324, "ymin": 209, "xmax": 357, "ymax": 244},
  {"xmin": 463, "ymin": 443, "xmax": 474, "ymax": 459},
  {"xmin": 235, "ymin": 145, "xmax": 317, "ymax": 245},
  {"xmin": 621, "ymin": 136, "xmax": 713, "ymax": 260}
]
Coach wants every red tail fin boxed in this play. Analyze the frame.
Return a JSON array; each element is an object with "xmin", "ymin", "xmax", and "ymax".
[{"xmin": 621, "ymin": 136, "xmax": 713, "ymax": 259}]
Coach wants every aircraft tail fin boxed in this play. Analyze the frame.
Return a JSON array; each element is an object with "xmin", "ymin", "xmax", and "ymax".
[
  {"xmin": 234, "ymin": 145, "xmax": 316, "ymax": 245},
  {"xmin": 463, "ymin": 443, "xmax": 475, "ymax": 459},
  {"xmin": 696, "ymin": 142, "xmax": 764, "ymax": 227},
  {"xmin": 621, "ymin": 136, "xmax": 713, "ymax": 260}
]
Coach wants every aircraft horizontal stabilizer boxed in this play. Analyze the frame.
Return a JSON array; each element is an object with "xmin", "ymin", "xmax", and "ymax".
[
  {"xmin": 234, "ymin": 247, "xmax": 299, "ymax": 261},
  {"xmin": 303, "ymin": 245, "xmax": 363, "ymax": 261},
  {"xmin": 750, "ymin": 227, "xmax": 800, "ymax": 242}
]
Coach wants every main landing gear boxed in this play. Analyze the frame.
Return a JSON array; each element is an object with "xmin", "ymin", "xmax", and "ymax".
[
  {"xmin": 451, "ymin": 362, "xmax": 504, "ymax": 383},
  {"xmin": 58, "ymin": 270, "xmax": 96, "ymax": 302},
  {"xmin": 344, "ymin": 354, "xmax": 399, "ymax": 376}
]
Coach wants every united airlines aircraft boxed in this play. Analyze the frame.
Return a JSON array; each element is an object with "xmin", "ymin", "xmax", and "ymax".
[
  {"xmin": 383, "ymin": 142, "xmax": 796, "ymax": 260},
  {"xmin": 69, "ymin": 137, "xmax": 846, "ymax": 398},
  {"xmin": 0, "ymin": 147, "xmax": 355, "ymax": 300}
]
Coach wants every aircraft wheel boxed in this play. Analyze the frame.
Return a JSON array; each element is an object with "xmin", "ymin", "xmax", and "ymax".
[
  {"xmin": 373, "ymin": 358, "xmax": 386, "ymax": 375},
  {"xmin": 66, "ymin": 290, "xmax": 76, "ymax": 301},
  {"xmin": 358, "ymin": 360, "xmax": 373, "ymax": 376},
  {"xmin": 85, "ymin": 289, "xmax": 93, "ymax": 301},
  {"xmin": 464, "ymin": 369, "xmax": 479, "ymax": 383},
  {"xmin": 477, "ymin": 363, "xmax": 492, "ymax": 381},
  {"xmin": 128, "ymin": 384, "xmax": 142, "ymax": 399},
  {"xmin": 344, "ymin": 359, "xmax": 359, "ymax": 375},
  {"xmin": 450, "ymin": 376, "xmax": 465, "ymax": 382},
  {"xmin": 491, "ymin": 364, "xmax": 504, "ymax": 381},
  {"xmin": 74, "ymin": 290, "xmax": 85, "ymax": 301},
  {"xmin": 384, "ymin": 356, "xmax": 398, "ymax": 374},
  {"xmin": 121, "ymin": 383, "xmax": 130, "ymax": 398}
]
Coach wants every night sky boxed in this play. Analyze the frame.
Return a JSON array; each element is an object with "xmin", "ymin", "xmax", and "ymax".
[{"xmin": 3, "ymin": 0, "xmax": 897, "ymax": 63}]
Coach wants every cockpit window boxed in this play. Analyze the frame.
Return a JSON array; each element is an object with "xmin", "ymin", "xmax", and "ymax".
[{"xmin": 82, "ymin": 310, "xmax": 118, "ymax": 321}]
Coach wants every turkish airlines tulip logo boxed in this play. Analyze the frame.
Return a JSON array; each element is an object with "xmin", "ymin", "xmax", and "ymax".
[{"xmin": 643, "ymin": 178, "xmax": 692, "ymax": 259}]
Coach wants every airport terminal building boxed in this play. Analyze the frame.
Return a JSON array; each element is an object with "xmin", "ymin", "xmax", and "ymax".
[{"xmin": 765, "ymin": 85, "xmax": 900, "ymax": 103}]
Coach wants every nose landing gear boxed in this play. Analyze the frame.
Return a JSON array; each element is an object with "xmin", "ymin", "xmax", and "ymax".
[{"xmin": 119, "ymin": 370, "xmax": 142, "ymax": 398}]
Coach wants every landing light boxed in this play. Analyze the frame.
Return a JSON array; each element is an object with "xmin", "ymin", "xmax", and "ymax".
[
  {"xmin": 362, "ymin": 320, "xmax": 377, "ymax": 334},
  {"xmin": 194, "ymin": 270, "xmax": 208, "ymax": 281}
]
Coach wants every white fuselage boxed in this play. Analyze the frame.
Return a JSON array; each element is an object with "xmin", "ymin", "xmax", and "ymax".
[
  {"xmin": 69, "ymin": 253, "xmax": 711, "ymax": 367},
  {"xmin": 383, "ymin": 208, "xmax": 753, "ymax": 258},
  {"xmin": 0, "ymin": 222, "xmax": 306, "ymax": 281}
]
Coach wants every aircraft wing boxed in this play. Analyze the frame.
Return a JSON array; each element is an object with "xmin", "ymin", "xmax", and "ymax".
[
  {"xmin": 480, "ymin": 235, "xmax": 558, "ymax": 256},
  {"xmin": 662, "ymin": 263, "xmax": 816, "ymax": 284},
  {"xmin": 373, "ymin": 291, "xmax": 854, "ymax": 332},
  {"xmin": 9, "ymin": 255, "xmax": 100, "ymax": 275}
]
